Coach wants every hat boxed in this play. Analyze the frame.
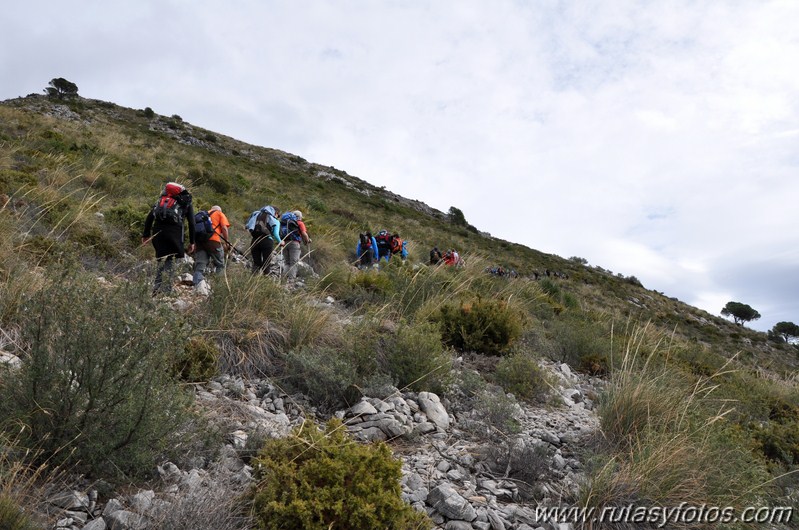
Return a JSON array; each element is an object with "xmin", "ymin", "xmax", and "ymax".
[
  {"xmin": 209, "ymin": 205, "xmax": 221, "ymax": 213},
  {"xmin": 292, "ymin": 210, "xmax": 303, "ymax": 220}
]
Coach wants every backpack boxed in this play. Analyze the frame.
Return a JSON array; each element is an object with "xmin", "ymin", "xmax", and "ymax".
[
  {"xmin": 246, "ymin": 206, "xmax": 277, "ymax": 237},
  {"xmin": 390, "ymin": 236, "xmax": 403, "ymax": 255},
  {"xmin": 152, "ymin": 186, "xmax": 188, "ymax": 225},
  {"xmin": 194, "ymin": 210, "xmax": 215, "ymax": 243},
  {"xmin": 375, "ymin": 230, "xmax": 391, "ymax": 252},
  {"xmin": 280, "ymin": 212, "xmax": 300, "ymax": 241}
]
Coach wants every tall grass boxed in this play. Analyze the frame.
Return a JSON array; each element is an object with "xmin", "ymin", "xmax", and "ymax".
[{"xmin": 581, "ymin": 323, "xmax": 772, "ymax": 527}]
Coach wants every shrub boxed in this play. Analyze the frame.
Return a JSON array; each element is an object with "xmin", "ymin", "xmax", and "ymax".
[
  {"xmin": 494, "ymin": 352, "xmax": 550, "ymax": 403},
  {"xmin": 435, "ymin": 297, "xmax": 524, "ymax": 355},
  {"xmin": 381, "ymin": 322, "xmax": 452, "ymax": 393},
  {"xmin": 284, "ymin": 346, "xmax": 358, "ymax": 410},
  {"xmin": 2, "ymin": 273, "xmax": 194, "ymax": 477},
  {"xmin": 143, "ymin": 107, "xmax": 155, "ymax": 118},
  {"xmin": 0, "ymin": 496, "xmax": 36, "ymax": 530},
  {"xmin": 548, "ymin": 314, "xmax": 610, "ymax": 372},
  {"xmin": 251, "ymin": 420, "xmax": 431, "ymax": 530},
  {"xmin": 174, "ymin": 336, "xmax": 220, "ymax": 382},
  {"xmin": 105, "ymin": 202, "xmax": 147, "ymax": 245}
]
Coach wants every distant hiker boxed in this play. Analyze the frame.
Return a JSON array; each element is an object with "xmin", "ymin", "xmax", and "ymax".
[
  {"xmin": 430, "ymin": 247, "xmax": 442, "ymax": 265},
  {"xmin": 356, "ymin": 232, "xmax": 378, "ymax": 268},
  {"xmin": 281, "ymin": 210, "xmax": 311, "ymax": 280},
  {"xmin": 246, "ymin": 205, "xmax": 280, "ymax": 275},
  {"xmin": 443, "ymin": 249, "xmax": 462, "ymax": 266},
  {"xmin": 192, "ymin": 205, "xmax": 230, "ymax": 286},
  {"xmin": 390, "ymin": 233, "xmax": 408, "ymax": 261},
  {"xmin": 374, "ymin": 229, "xmax": 392, "ymax": 263},
  {"xmin": 142, "ymin": 182, "xmax": 195, "ymax": 295}
]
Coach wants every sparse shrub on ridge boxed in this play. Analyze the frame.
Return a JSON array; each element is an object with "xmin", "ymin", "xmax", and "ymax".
[
  {"xmin": 494, "ymin": 351, "xmax": 551, "ymax": 403},
  {"xmin": 380, "ymin": 322, "xmax": 453, "ymax": 394},
  {"xmin": 1, "ymin": 273, "xmax": 194, "ymax": 477},
  {"xmin": 174, "ymin": 336, "xmax": 220, "ymax": 382},
  {"xmin": 434, "ymin": 297, "xmax": 524, "ymax": 356},
  {"xmin": 251, "ymin": 420, "xmax": 431, "ymax": 530}
]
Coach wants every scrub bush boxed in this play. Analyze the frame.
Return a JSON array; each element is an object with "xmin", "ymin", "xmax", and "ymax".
[
  {"xmin": 435, "ymin": 297, "xmax": 524, "ymax": 355},
  {"xmin": 2, "ymin": 273, "xmax": 193, "ymax": 477},
  {"xmin": 251, "ymin": 420, "xmax": 430, "ymax": 530}
]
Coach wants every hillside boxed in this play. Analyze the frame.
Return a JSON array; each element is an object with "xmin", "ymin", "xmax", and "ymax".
[{"xmin": 0, "ymin": 94, "xmax": 797, "ymax": 529}]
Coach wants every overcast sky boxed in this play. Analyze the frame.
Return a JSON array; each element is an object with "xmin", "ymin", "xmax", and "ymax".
[{"xmin": 2, "ymin": 0, "xmax": 798, "ymax": 333}]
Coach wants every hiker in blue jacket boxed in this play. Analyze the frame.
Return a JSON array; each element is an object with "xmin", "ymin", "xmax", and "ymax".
[
  {"xmin": 245, "ymin": 205, "xmax": 281, "ymax": 275},
  {"xmin": 356, "ymin": 232, "xmax": 378, "ymax": 268}
]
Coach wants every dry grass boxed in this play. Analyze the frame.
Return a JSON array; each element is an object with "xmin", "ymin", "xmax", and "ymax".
[{"xmin": 580, "ymin": 323, "xmax": 772, "ymax": 527}]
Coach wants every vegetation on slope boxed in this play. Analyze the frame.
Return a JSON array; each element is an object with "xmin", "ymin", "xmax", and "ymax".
[{"xmin": 0, "ymin": 94, "xmax": 797, "ymax": 527}]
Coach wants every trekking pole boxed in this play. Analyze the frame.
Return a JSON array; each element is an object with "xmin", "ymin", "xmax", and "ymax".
[{"xmin": 216, "ymin": 232, "xmax": 246, "ymax": 257}]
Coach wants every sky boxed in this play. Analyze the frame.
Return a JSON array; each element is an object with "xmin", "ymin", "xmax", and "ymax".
[{"xmin": 2, "ymin": 0, "xmax": 798, "ymax": 333}]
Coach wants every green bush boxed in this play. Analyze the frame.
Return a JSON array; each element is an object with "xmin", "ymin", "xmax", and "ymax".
[
  {"xmin": 435, "ymin": 297, "xmax": 524, "ymax": 355},
  {"xmin": 381, "ymin": 322, "xmax": 452, "ymax": 393},
  {"xmin": 3, "ymin": 274, "xmax": 194, "ymax": 477},
  {"xmin": 0, "ymin": 496, "xmax": 36, "ymax": 530},
  {"xmin": 174, "ymin": 336, "xmax": 220, "ymax": 382},
  {"xmin": 251, "ymin": 420, "xmax": 431, "ymax": 530},
  {"xmin": 105, "ymin": 202, "xmax": 147, "ymax": 245},
  {"xmin": 548, "ymin": 314, "xmax": 611, "ymax": 372},
  {"xmin": 0, "ymin": 169, "xmax": 38, "ymax": 192},
  {"xmin": 284, "ymin": 347, "xmax": 359, "ymax": 410},
  {"xmin": 494, "ymin": 352, "xmax": 550, "ymax": 403}
]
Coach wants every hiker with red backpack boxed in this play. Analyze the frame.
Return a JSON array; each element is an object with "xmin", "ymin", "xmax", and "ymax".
[
  {"xmin": 191, "ymin": 205, "xmax": 230, "ymax": 286},
  {"xmin": 280, "ymin": 210, "xmax": 311, "ymax": 281},
  {"xmin": 142, "ymin": 182, "xmax": 196, "ymax": 295}
]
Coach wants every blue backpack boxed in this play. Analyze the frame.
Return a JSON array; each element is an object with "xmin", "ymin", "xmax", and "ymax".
[
  {"xmin": 279, "ymin": 212, "xmax": 300, "ymax": 241},
  {"xmin": 194, "ymin": 210, "xmax": 214, "ymax": 243}
]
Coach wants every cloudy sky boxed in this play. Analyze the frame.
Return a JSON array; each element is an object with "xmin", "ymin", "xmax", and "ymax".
[{"xmin": 2, "ymin": 0, "xmax": 798, "ymax": 333}]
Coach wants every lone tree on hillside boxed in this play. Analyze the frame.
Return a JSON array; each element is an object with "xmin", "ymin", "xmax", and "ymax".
[
  {"xmin": 448, "ymin": 206, "xmax": 467, "ymax": 227},
  {"xmin": 772, "ymin": 321, "xmax": 799, "ymax": 343},
  {"xmin": 721, "ymin": 301, "xmax": 761, "ymax": 326},
  {"xmin": 44, "ymin": 77, "xmax": 79, "ymax": 99}
]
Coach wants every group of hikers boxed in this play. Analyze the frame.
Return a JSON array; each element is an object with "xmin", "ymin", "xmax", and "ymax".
[
  {"xmin": 429, "ymin": 246, "xmax": 463, "ymax": 266},
  {"xmin": 142, "ymin": 181, "xmax": 485, "ymax": 295},
  {"xmin": 355, "ymin": 230, "xmax": 408, "ymax": 268},
  {"xmin": 142, "ymin": 182, "xmax": 311, "ymax": 294}
]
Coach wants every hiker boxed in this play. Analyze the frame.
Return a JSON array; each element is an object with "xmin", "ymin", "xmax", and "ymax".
[
  {"xmin": 374, "ymin": 229, "xmax": 392, "ymax": 263},
  {"xmin": 246, "ymin": 205, "xmax": 280, "ymax": 275},
  {"xmin": 142, "ymin": 182, "xmax": 195, "ymax": 294},
  {"xmin": 281, "ymin": 210, "xmax": 311, "ymax": 280},
  {"xmin": 430, "ymin": 247, "xmax": 442, "ymax": 265},
  {"xmin": 192, "ymin": 205, "xmax": 230, "ymax": 286},
  {"xmin": 390, "ymin": 233, "xmax": 408, "ymax": 261},
  {"xmin": 356, "ymin": 232, "xmax": 378, "ymax": 268}
]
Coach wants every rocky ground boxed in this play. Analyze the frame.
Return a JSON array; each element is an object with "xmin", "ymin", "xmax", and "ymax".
[{"xmin": 40, "ymin": 355, "xmax": 601, "ymax": 530}]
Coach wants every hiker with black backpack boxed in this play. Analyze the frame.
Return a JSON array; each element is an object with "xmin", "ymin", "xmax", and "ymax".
[
  {"xmin": 245, "ymin": 205, "xmax": 280, "ymax": 275},
  {"xmin": 356, "ymin": 232, "xmax": 378, "ymax": 269},
  {"xmin": 280, "ymin": 210, "xmax": 311, "ymax": 281},
  {"xmin": 142, "ymin": 182, "xmax": 195, "ymax": 295},
  {"xmin": 192, "ymin": 205, "xmax": 230, "ymax": 286},
  {"xmin": 375, "ymin": 229, "xmax": 392, "ymax": 263}
]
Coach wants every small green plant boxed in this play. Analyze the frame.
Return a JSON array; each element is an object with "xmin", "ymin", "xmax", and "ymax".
[
  {"xmin": 174, "ymin": 336, "xmax": 220, "ymax": 382},
  {"xmin": 381, "ymin": 322, "xmax": 452, "ymax": 393},
  {"xmin": 251, "ymin": 420, "xmax": 431, "ymax": 530},
  {"xmin": 494, "ymin": 352, "xmax": 550, "ymax": 403},
  {"xmin": 0, "ymin": 496, "xmax": 36, "ymax": 530},
  {"xmin": 435, "ymin": 297, "xmax": 524, "ymax": 355}
]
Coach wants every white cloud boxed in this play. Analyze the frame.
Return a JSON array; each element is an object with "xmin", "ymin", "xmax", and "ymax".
[{"xmin": 2, "ymin": 0, "xmax": 798, "ymax": 332}]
